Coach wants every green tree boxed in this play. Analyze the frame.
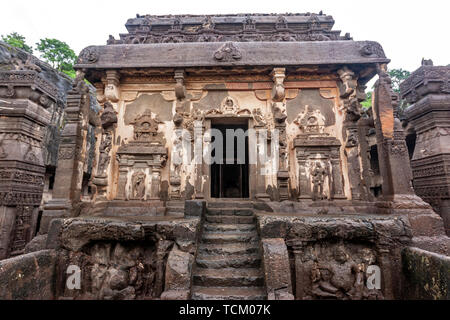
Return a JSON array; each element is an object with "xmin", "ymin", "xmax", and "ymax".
[
  {"xmin": 36, "ymin": 38, "xmax": 77, "ymax": 78},
  {"xmin": 388, "ymin": 68, "xmax": 411, "ymax": 93},
  {"xmin": 361, "ymin": 92, "xmax": 372, "ymax": 110},
  {"xmin": 360, "ymin": 68, "xmax": 411, "ymax": 110},
  {"xmin": 1, "ymin": 32, "xmax": 33, "ymax": 53}
]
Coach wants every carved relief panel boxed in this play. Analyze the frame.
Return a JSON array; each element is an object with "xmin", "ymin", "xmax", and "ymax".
[
  {"xmin": 294, "ymin": 106, "xmax": 346, "ymax": 200},
  {"xmin": 116, "ymin": 111, "xmax": 168, "ymax": 201}
]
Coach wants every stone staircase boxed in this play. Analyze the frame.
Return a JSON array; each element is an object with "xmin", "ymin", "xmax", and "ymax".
[
  {"xmin": 192, "ymin": 201, "xmax": 266, "ymax": 300},
  {"xmin": 166, "ymin": 200, "xmax": 185, "ymax": 217}
]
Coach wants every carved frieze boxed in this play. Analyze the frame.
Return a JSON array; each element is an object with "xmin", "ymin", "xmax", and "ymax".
[
  {"xmin": 205, "ymin": 96, "xmax": 250, "ymax": 117},
  {"xmin": 112, "ymin": 14, "xmax": 352, "ymax": 45}
]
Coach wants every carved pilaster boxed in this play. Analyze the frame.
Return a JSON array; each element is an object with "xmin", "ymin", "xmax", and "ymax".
[
  {"xmin": 271, "ymin": 68, "xmax": 289, "ymax": 202},
  {"xmin": 194, "ymin": 120, "xmax": 205, "ymax": 199},
  {"xmin": 92, "ymin": 101, "xmax": 118, "ymax": 199},
  {"xmin": 338, "ymin": 66, "xmax": 368, "ymax": 200}
]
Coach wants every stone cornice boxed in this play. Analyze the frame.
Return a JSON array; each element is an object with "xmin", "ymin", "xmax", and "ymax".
[{"xmin": 75, "ymin": 41, "xmax": 389, "ymax": 72}]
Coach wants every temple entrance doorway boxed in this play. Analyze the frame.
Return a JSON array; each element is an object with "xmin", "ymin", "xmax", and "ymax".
[{"xmin": 210, "ymin": 121, "xmax": 249, "ymax": 199}]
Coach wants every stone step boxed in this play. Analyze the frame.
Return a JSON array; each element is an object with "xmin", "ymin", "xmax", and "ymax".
[
  {"xmin": 204, "ymin": 223, "xmax": 255, "ymax": 233},
  {"xmin": 205, "ymin": 215, "xmax": 255, "ymax": 224},
  {"xmin": 166, "ymin": 207, "xmax": 184, "ymax": 217},
  {"xmin": 207, "ymin": 201, "xmax": 254, "ymax": 209},
  {"xmin": 192, "ymin": 286, "xmax": 266, "ymax": 300},
  {"xmin": 167, "ymin": 200, "xmax": 185, "ymax": 205},
  {"xmin": 193, "ymin": 268, "xmax": 264, "ymax": 287},
  {"xmin": 198, "ymin": 243, "xmax": 260, "ymax": 256},
  {"xmin": 196, "ymin": 253, "xmax": 261, "ymax": 269},
  {"xmin": 206, "ymin": 208, "xmax": 254, "ymax": 216},
  {"xmin": 202, "ymin": 232, "xmax": 259, "ymax": 244}
]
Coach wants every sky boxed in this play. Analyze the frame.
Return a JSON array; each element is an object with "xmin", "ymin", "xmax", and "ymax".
[{"xmin": 0, "ymin": 0, "xmax": 449, "ymax": 72}]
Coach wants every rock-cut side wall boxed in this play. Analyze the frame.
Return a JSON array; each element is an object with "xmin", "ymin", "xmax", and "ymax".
[
  {"xmin": 402, "ymin": 247, "xmax": 450, "ymax": 300},
  {"xmin": 0, "ymin": 250, "xmax": 57, "ymax": 299}
]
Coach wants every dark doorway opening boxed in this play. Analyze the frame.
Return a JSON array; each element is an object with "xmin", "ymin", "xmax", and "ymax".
[{"xmin": 211, "ymin": 123, "xmax": 249, "ymax": 199}]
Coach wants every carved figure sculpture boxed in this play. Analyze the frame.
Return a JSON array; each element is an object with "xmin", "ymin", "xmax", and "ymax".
[
  {"xmin": 252, "ymin": 108, "xmax": 267, "ymax": 127},
  {"xmin": 98, "ymin": 133, "xmax": 112, "ymax": 174},
  {"xmin": 131, "ymin": 171, "xmax": 146, "ymax": 200},
  {"xmin": 311, "ymin": 161, "xmax": 328, "ymax": 201}
]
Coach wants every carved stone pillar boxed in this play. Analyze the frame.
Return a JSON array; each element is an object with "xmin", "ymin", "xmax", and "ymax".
[
  {"xmin": 41, "ymin": 73, "xmax": 91, "ymax": 232},
  {"xmin": 338, "ymin": 67, "xmax": 367, "ymax": 200},
  {"xmin": 372, "ymin": 65, "xmax": 442, "ymax": 235},
  {"xmin": 272, "ymin": 68, "xmax": 289, "ymax": 202},
  {"xmin": 0, "ymin": 67, "xmax": 61, "ymax": 254},
  {"xmin": 373, "ymin": 67, "xmax": 420, "ymax": 201}
]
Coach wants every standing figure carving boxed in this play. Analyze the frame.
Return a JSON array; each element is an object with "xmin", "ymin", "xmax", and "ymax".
[
  {"xmin": 98, "ymin": 133, "xmax": 112, "ymax": 174},
  {"xmin": 311, "ymin": 161, "xmax": 329, "ymax": 201},
  {"xmin": 131, "ymin": 171, "xmax": 146, "ymax": 200}
]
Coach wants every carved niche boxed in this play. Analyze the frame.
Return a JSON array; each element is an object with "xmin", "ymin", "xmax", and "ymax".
[
  {"xmin": 294, "ymin": 106, "xmax": 346, "ymax": 200},
  {"xmin": 116, "ymin": 111, "xmax": 167, "ymax": 201}
]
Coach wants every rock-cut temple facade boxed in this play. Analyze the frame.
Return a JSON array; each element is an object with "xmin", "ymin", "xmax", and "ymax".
[{"xmin": 0, "ymin": 13, "xmax": 449, "ymax": 301}]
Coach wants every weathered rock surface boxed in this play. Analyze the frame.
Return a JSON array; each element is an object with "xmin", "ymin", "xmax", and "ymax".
[
  {"xmin": 24, "ymin": 235, "xmax": 48, "ymax": 254},
  {"xmin": 261, "ymin": 238, "xmax": 294, "ymax": 300},
  {"xmin": 402, "ymin": 247, "xmax": 450, "ymax": 300},
  {"xmin": 0, "ymin": 250, "xmax": 56, "ymax": 299},
  {"xmin": 59, "ymin": 217, "xmax": 200, "ymax": 252},
  {"xmin": 163, "ymin": 246, "xmax": 194, "ymax": 292}
]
